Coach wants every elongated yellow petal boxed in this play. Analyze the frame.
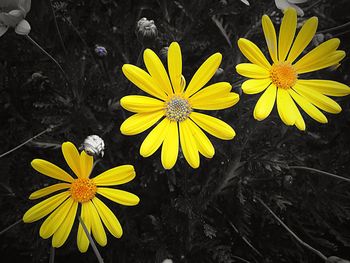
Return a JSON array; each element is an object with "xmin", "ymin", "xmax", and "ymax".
[
  {"xmin": 293, "ymin": 84, "xmax": 341, "ymax": 114},
  {"xmin": 288, "ymin": 89, "xmax": 328, "ymax": 123},
  {"xmin": 97, "ymin": 188, "xmax": 140, "ymax": 206},
  {"xmin": 262, "ymin": 15, "xmax": 278, "ymax": 63},
  {"xmin": 23, "ymin": 191, "xmax": 70, "ymax": 223},
  {"xmin": 190, "ymin": 112, "xmax": 235, "ymax": 140},
  {"xmin": 287, "ymin": 17, "xmax": 318, "ymax": 63},
  {"xmin": 92, "ymin": 197, "xmax": 123, "ymax": 238},
  {"xmin": 52, "ymin": 201, "xmax": 78, "ymax": 248},
  {"xmin": 242, "ymin": 79, "xmax": 271, "ymax": 94},
  {"xmin": 294, "ymin": 38, "xmax": 340, "ymax": 72},
  {"xmin": 93, "ymin": 165, "xmax": 135, "ymax": 186},
  {"xmin": 179, "ymin": 120, "xmax": 200, "ymax": 168},
  {"xmin": 191, "ymin": 93, "xmax": 239, "ymax": 110},
  {"xmin": 77, "ymin": 203, "xmax": 91, "ymax": 253},
  {"xmin": 144, "ymin": 49, "xmax": 173, "ymax": 96},
  {"xmin": 80, "ymin": 151, "xmax": 93, "ymax": 178},
  {"xmin": 161, "ymin": 121, "xmax": 179, "ymax": 169},
  {"xmin": 278, "ymin": 8, "xmax": 297, "ymax": 62},
  {"xmin": 86, "ymin": 201, "xmax": 107, "ymax": 247},
  {"xmin": 253, "ymin": 84, "xmax": 277, "ymax": 121},
  {"xmin": 276, "ymin": 88, "xmax": 296, "ymax": 126},
  {"xmin": 187, "ymin": 120, "xmax": 215, "ymax": 158},
  {"xmin": 62, "ymin": 142, "xmax": 81, "ymax": 178},
  {"xmin": 120, "ymin": 111, "xmax": 164, "ymax": 135},
  {"xmin": 236, "ymin": 63, "xmax": 270, "ymax": 79},
  {"xmin": 237, "ymin": 38, "xmax": 271, "ymax": 69},
  {"xmin": 184, "ymin": 53, "xmax": 222, "ymax": 97},
  {"xmin": 289, "ymin": 100, "xmax": 306, "ymax": 131},
  {"xmin": 31, "ymin": 159, "xmax": 74, "ymax": 183},
  {"xmin": 297, "ymin": 79, "xmax": 350, "ymax": 97},
  {"xmin": 140, "ymin": 118, "xmax": 170, "ymax": 157},
  {"xmin": 189, "ymin": 82, "xmax": 232, "ymax": 102},
  {"xmin": 168, "ymin": 42, "xmax": 183, "ymax": 94},
  {"xmin": 40, "ymin": 197, "xmax": 74, "ymax": 239},
  {"xmin": 120, "ymin": 95, "xmax": 165, "ymax": 113},
  {"xmin": 122, "ymin": 64, "xmax": 167, "ymax": 100},
  {"xmin": 29, "ymin": 183, "xmax": 70, "ymax": 200}
]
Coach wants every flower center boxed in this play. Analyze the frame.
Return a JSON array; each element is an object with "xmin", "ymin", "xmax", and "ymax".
[
  {"xmin": 270, "ymin": 62, "xmax": 297, "ymax": 89},
  {"xmin": 70, "ymin": 178, "xmax": 97, "ymax": 203},
  {"xmin": 165, "ymin": 95, "xmax": 192, "ymax": 122}
]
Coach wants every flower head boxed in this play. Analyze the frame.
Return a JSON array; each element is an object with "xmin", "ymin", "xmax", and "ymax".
[
  {"xmin": 23, "ymin": 142, "xmax": 139, "ymax": 253},
  {"xmin": 120, "ymin": 42, "xmax": 239, "ymax": 169},
  {"xmin": 94, "ymin": 45, "xmax": 108, "ymax": 57},
  {"xmin": 275, "ymin": 0, "xmax": 307, "ymax": 16},
  {"xmin": 0, "ymin": 0, "xmax": 31, "ymax": 37},
  {"xmin": 135, "ymin": 17, "xmax": 158, "ymax": 46},
  {"xmin": 236, "ymin": 8, "xmax": 350, "ymax": 130}
]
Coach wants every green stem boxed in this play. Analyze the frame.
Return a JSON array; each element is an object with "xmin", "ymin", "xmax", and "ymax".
[
  {"xmin": 256, "ymin": 197, "xmax": 327, "ymax": 261},
  {"xmin": 78, "ymin": 216, "xmax": 104, "ymax": 263},
  {"xmin": 0, "ymin": 218, "xmax": 22, "ymax": 235},
  {"xmin": 289, "ymin": 166, "xmax": 350, "ymax": 183}
]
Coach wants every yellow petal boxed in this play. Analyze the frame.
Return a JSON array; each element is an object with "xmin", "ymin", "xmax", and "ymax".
[
  {"xmin": 52, "ymin": 201, "xmax": 78, "ymax": 248},
  {"xmin": 120, "ymin": 111, "xmax": 164, "ymax": 135},
  {"xmin": 237, "ymin": 38, "xmax": 271, "ymax": 69},
  {"xmin": 97, "ymin": 188, "xmax": 140, "ymax": 206},
  {"xmin": 187, "ymin": 120, "xmax": 215, "ymax": 158},
  {"xmin": 190, "ymin": 112, "xmax": 235, "ymax": 140},
  {"xmin": 31, "ymin": 159, "xmax": 74, "ymax": 183},
  {"xmin": 253, "ymin": 84, "xmax": 277, "ymax": 121},
  {"xmin": 80, "ymin": 150, "xmax": 93, "ymax": 178},
  {"xmin": 276, "ymin": 88, "xmax": 296, "ymax": 126},
  {"xmin": 40, "ymin": 197, "xmax": 74, "ymax": 239},
  {"xmin": 179, "ymin": 120, "xmax": 200, "ymax": 168},
  {"xmin": 122, "ymin": 64, "xmax": 167, "ymax": 100},
  {"xmin": 278, "ymin": 8, "xmax": 297, "ymax": 62},
  {"xmin": 77, "ymin": 203, "xmax": 91, "ymax": 253},
  {"xmin": 140, "ymin": 118, "xmax": 170, "ymax": 157},
  {"xmin": 92, "ymin": 197, "xmax": 123, "ymax": 238},
  {"xmin": 262, "ymin": 15, "xmax": 278, "ymax": 63},
  {"xmin": 293, "ymin": 84, "xmax": 341, "ymax": 114},
  {"xmin": 143, "ymin": 48, "xmax": 173, "ymax": 96},
  {"xmin": 23, "ymin": 191, "xmax": 70, "ymax": 223},
  {"xmin": 184, "ymin": 53, "xmax": 222, "ymax": 97},
  {"xmin": 294, "ymin": 38, "xmax": 341, "ymax": 72},
  {"xmin": 29, "ymin": 183, "xmax": 70, "ymax": 200},
  {"xmin": 168, "ymin": 42, "xmax": 183, "ymax": 94},
  {"xmin": 161, "ymin": 121, "xmax": 179, "ymax": 169},
  {"xmin": 86, "ymin": 201, "xmax": 107, "ymax": 247},
  {"xmin": 297, "ymin": 79, "xmax": 350, "ymax": 97},
  {"xmin": 287, "ymin": 17, "xmax": 318, "ymax": 63},
  {"xmin": 62, "ymin": 142, "xmax": 81, "ymax": 178},
  {"xmin": 236, "ymin": 63, "xmax": 270, "ymax": 78},
  {"xmin": 191, "ymin": 93, "xmax": 239, "ymax": 110},
  {"xmin": 242, "ymin": 79, "xmax": 271, "ymax": 94},
  {"xmin": 189, "ymin": 82, "xmax": 232, "ymax": 102},
  {"xmin": 289, "ymin": 100, "xmax": 306, "ymax": 131},
  {"xmin": 120, "ymin": 95, "xmax": 165, "ymax": 113},
  {"xmin": 93, "ymin": 165, "xmax": 135, "ymax": 186},
  {"xmin": 288, "ymin": 88, "xmax": 328, "ymax": 123}
]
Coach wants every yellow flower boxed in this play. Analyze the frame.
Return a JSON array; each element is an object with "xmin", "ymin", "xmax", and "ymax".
[
  {"xmin": 120, "ymin": 42, "xmax": 239, "ymax": 169},
  {"xmin": 23, "ymin": 142, "xmax": 139, "ymax": 253},
  {"xmin": 236, "ymin": 8, "xmax": 350, "ymax": 130}
]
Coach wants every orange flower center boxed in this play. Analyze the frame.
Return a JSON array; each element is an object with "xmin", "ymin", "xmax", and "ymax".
[
  {"xmin": 70, "ymin": 178, "xmax": 97, "ymax": 203},
  {"xmin": 270, "ymin": 62, "xmax": 297, "ymax": 89},
  {"xmin": 165, "ymin": 95, "xmax": 192, "ymax": 122}
]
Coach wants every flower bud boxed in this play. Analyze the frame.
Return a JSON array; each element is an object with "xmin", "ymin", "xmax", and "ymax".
[
  {"xmin": 136, "ymin": 17, "xmax": 158, "ymax": 46},
  {"xmin": 15, "ymin": 19, "xmax": 30, "ymax": 35},
  {"xmin": 80, "ymin": 135, "xmax": 105, "ymax": 157},
  {"xmin": 94, "ymin": 45, "xmax": 108, "ymax": 57}
]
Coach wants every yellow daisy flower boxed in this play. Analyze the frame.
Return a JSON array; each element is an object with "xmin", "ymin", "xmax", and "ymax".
[
  {"xmin": 23, "ymin": 142, "xmax": 139, "ymax": 253},
  {"xmin": 236, "ymin": 8, "xmax": 350, "ymax": 130},
  {"xmin": 120, "ymin": 42, "xmax": 239, "ymax": 169}
]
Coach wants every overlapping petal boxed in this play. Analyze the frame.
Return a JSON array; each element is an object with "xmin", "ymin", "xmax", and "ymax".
[
  {"xmin": 179, "ymin": 120, "xmax": 200, "ymax": 169},
  {"xmin": 262, "ymin": 15, "xmax": 278, "ymax": 63},
  {"xmin": 253, "ymin": 84, "xmax": 277, "ymax": 121},
  {"xmin": 120, "ymin": 111, "xmax": 164, "ymax": 135},
  {"xmin": 297, "ymin": 79, "xmax": 350, "ymax": 96},
  {"xmin": 161, "ymin": 121, "xmax": 179, "ymax": 169},
  {"xmin": 29, "ymin": 183, "xmax": 70, "ymax": 200},
  {"xmin": 62, "ymin": 142, "xmax": 81, "ymax": 178},
  {"xmin": 238, "ymin": 38, "xmax": 271, "ymax": 69},
  {"xmin": 278, "ymin": 8, "xmax": 297, "ymax": 62},
  {"xmin": 168, "ymin": 42, "xmax": 183, "ymax": 94},
  {"xmin": 236, "ymin": 63, "xmax": 270, "ymax": 78},
  {"xmin": 276, "ymin": 88, "xmax": 296, "ymax": 126},
  {"xmin": 77, "ymin": 202, "xmax": 91, "ymax": 253},
  {"xmin": 86, "ymin": 201, "xmax": 107, "ymax": 247},
  {"xmin": 80, "ymin": 150, "xmax": 93, "ymax": 178},
  {"xmin": 187, "ymin": 120, "xmax": 215, "ymax": 158},
  {"xmin": 31, "ymin": 159, "xmax": 74, "ymax": 183},
  {"xmin": 93, "ymin": 165, "xmax": 135, "ymax": 186},
  {"xmin": 241, "ymin": 79, "xmax": 271, "ymax": 94},
  {"xmin": 97, "ymin": 188, "xmax": 140, "ymax": 206}
]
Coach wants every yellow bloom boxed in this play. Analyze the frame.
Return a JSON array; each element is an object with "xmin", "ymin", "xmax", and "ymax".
[
  {"xmin": 120, "ymin": 42, "xmax": 239, "ymax": 169},
  {"xmin": 236, "ymin": 8, "xmax": 350, "ymax": 130},
  {"xmin": 23, "ymin": 142, "xmax": 139, "ymax": 253}
]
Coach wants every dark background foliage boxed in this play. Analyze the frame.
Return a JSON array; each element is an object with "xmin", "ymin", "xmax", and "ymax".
[{"xmin": 1, "ymin": 0, "xmax": 350, "ymax": 262}]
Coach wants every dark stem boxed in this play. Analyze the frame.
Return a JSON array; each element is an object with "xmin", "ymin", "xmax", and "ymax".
[
  {"xmin": 317, "ymin": 21, "xmax": 350, "ymax": 34},
  {"xmin": 0, "ymin": 218, "xmax": 22, "ymax": 235},
  {"xmin": 289, "ymin": 166, "xmax": 350, "ymax": 183},
  {"xmin": 49, "ymin": 246, "xmax": 55, "ymax": 263},
  {"xmin": 48, "ymin": 0, "xmax": 67, "ymax": 54}
]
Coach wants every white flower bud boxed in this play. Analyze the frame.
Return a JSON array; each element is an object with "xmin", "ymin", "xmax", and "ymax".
[{"xmin": 80, "ymin": 135, "xmax": 105, "ymax": 157}]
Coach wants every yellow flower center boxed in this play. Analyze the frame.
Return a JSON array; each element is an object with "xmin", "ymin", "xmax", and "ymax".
[
  {"xmin": 70, "ymin": 178, "xmax": 97, "ymax": 203},
  {"xmin": 165, "ymin": 95, "xmax": 192, "ymax": 122},
  {"xmin": 270, "ymin": 62, "xmax": 297, "ymax": 89}
]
